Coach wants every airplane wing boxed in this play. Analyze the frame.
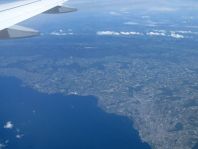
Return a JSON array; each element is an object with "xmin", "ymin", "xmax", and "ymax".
[{"xmin": 0, "ymin": 0, "xmax": 77, "ymax": 39}]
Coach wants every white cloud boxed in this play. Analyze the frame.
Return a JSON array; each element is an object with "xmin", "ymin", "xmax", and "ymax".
[
  {"xmin": 170, "ymin": 32, "xmax": 184, "ymax": 39},
  {"xmin": 174, "ymin": 30, "xmax": 198, "ymax": 35},
  {"xmin": 121, "ymin": 31, "xmax": 141, "ymax": 35},
  {"xmin": 154, "ymin": 30, "xmax": 167, "ymax": 33},
  {"xmin": 32, "ymin": 110, "xmax": 36, "ymax": 114},
  {"xmin": 68, "ymin": 33, "xmax": 74, "ymax": 35},
  {"xmin": 97, "ymin": 31, "xmax": 141, "ymax": 36},
  {"xmin": 68, "ymin": 91, "xmax": 78, "ymax": 95},
  {"xmin": 97, "ymin": 30, "xmax": 187, "ymax": 39},
  {"xmin": 0, "ymin": 144, "xmax": 5, "ymax": 149},
  {"xmin": 84, "ymin": 46, "xmax": 96, "ymax": 49},
  {"xmin": 4, "ymin": 140, "xmax": 9, "ymax": 144},
  {"xmin": 50, "ymin": 32, "xmax": 66, "ymax": 36},
  {"xmin": 50, "ymin": 29, "xmax": 74, "ymax": 36},
  {"xmin": 4, "ymin": 121, "xmax": 14, "ymax": 129},
  {"xmin": 146, "ymin": 32, "xmax": 166, "ymax": 36},
  {"xmin": 97, "ymin": 31, "xmax": 120, "ymax": 36},
  {"xmin": 176, "ymin": 31, "xmax": 192, "ymax": 34},
  {"xmin": 16, "ymin": 134, "xmax": 24, "ymax": 139},
  {"xmin": 124, "ymin": 22, "xmax": 139, "ymax": 25},
  {"xmin": 109, "ymin": 11, "xmax": 121, "ymax": 16},
  {"xmin": 146, "ymin": 30, "xmax": 185, "ymax": 39}
]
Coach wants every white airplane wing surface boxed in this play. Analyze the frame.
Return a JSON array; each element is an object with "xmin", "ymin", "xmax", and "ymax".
[{"xmin": 0, "ymin": 0, "xmax": 77, "ymax": 39}]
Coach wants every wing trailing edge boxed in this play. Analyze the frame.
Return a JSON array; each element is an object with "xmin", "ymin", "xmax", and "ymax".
[
  {"xmin": 44, "ymin": 6, "xmax": 77, "ymax": 14},
  {"xmin": 0, "ymin": 25, "xmax": 40, "ymax": 39}
]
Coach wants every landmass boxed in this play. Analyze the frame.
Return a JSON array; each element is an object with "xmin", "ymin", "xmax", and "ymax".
[{"xmin": 0, "ymin": 40, "xmax": 197, "ymax": 149}]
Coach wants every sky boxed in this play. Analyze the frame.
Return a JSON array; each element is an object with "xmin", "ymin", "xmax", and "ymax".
[
  {"xmin": 67, "ymin": 0, "xmax": 198, "ymax": 13},
  {"xmin": 1, "ymin": 0, "xmax": 198, "ymax": 14}
]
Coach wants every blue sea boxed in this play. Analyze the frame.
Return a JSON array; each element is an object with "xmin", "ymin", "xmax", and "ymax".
[{"xmin": 0, "ymin": 77, "xmax": 151, "ymax": 149}]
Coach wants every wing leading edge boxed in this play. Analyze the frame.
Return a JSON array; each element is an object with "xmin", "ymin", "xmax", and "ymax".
[{"xmin": 0, "ymin": 0, "xmax": 77, "ymax": 39}]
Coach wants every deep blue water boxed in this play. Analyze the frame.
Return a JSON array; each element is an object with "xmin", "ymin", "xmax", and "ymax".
[{"xmin": 0, "ymin": 77, "xmax": 151, "ymax": 149}]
